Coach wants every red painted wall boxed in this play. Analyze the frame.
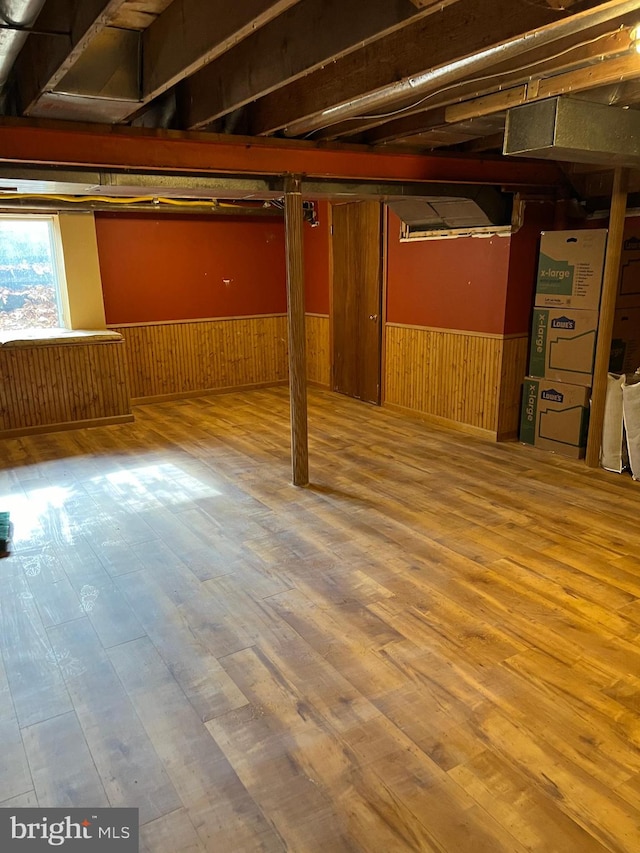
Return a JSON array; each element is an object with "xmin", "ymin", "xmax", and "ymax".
[
  {"xmin": 303, "ymin": 200, "xmax": 331, "ymax": 315},
  {"xmin": 96, "ymin": 213, "xmax": 287, "ymax": 324},
  {"xmin": 504, "ymin": 201, "xmax": 555, "ymax": 335},
  {"xmin": 385, "ymin": 209, "xmax": 511, "ymax": 334}
]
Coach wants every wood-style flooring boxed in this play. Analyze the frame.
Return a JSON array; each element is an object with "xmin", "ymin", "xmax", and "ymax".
[{"xmin": 1, "ymin": 386, "xmax": 640, "ymax": 852}]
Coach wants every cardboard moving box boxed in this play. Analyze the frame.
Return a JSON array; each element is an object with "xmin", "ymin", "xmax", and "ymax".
[
  {"xmin": 520, "ymin": 377, "xmax": 590, "ymax": 458},
  {"xmin": 610, "ymin": 307, "xmax": 640, "ymax": 374},
  {"xmin": 535, "ymin": 229, "xmax": 607, "ymax": 311},
  {"xmin": 529, "ymin": 307, "xmax": 598, "ymax": 386}
]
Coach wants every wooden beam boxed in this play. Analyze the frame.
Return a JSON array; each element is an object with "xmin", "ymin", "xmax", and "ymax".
[
  {"xmin": 180, "ymin": 0, "xmax": 460, "ymax": 129},
  {"xmin": 142, "ymin": 0, "xmax": 300, "ymax": 105},
  {"xmin": 248, "ymin": 0, "xmax": 610, "ymax": 135},
  {"xmin": 284, "ymin": 175, "xmax": 309, "ymax": 486},
  {"xmin": 358, "ymin": 27, "xmax": 632, "ymax": 143},
  {"xmin": 585, "ymin": 167, "xmax": 628, "ymax": 468},
  {"xmin": 14, "ymin": 0, "xmax": 128, "ymax": 115},
  {"xmin": 446, "ymin": 52, "xmax": 640, "ymax": 124}
]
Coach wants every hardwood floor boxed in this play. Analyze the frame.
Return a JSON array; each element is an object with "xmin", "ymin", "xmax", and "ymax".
[{"xmin": 1, "ymin": 385, "xmax": 640, "ymax": 852}]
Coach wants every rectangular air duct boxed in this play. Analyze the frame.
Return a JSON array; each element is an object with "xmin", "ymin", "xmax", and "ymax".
[{"xmin": 504, "ymin": 96, "xmax": 640, "ymax": 167}]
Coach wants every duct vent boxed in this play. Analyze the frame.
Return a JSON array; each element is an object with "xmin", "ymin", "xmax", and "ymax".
[{"xmin": 389, "ymin": 187, "xmax": 512, "ymax": 241}]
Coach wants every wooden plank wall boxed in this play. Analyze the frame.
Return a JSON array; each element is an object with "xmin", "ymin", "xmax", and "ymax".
[
  {"xmin": 496, "ymin": 334, "xmax": 529, "ymax": 440},
  {"xmin": 111, "ymin": 316, "xmax": 290, "ymax": 403},
  {"xmin": 112, "ymin": 315, "xmax": 331, "ymax": 403},
  {"xmin": 305, "ymin": 314, "xmax": 330, "ymax": 387},
  {"xmin": 384, "ymin": 323, "xmax": 505, "ymax": 436},
  {"xmin": 0, "ymin": 340, "xmax": 132, "ymax": 436}
]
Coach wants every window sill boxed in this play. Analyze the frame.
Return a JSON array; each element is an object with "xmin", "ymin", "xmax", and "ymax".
[{"xmin": 0, "ymin": 328, "xmax": 123, "ymax": 348}]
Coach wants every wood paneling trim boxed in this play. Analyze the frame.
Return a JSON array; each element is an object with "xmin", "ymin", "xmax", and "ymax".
[
  {"xmin": 108, "ymin": 313, "xmax": 287, "ymax": 328},
  {"xmin": 112, "ymin": 316, "xmax": 289, "ymax": 401},
  {"xmin": 131, "ymin": 381, "xmax": 288, "ymax": 407},
  {"xmin": 384, "ymin": 324, "xmax": 504, "ymax": 434},
  {"xmin": 382, "ymin": 401, "xmax": 496, "ymax": 439},
  {"xmin": 0, "ymin": 414, "xmax": 134, "ymax": 439},
  {"xmin": 305, "ymin": 315, "xmax": 330, "ymax": 388},
  {"xmin": 496, "ymin": 335, "xmax": 529, "ymax": 441},
  {"xmin": 0, "ymin": 340, "xmax": 132, "ymax": 436},
  {"xmin": 386, "ymin": 322, "xmax": 506, "ymax": 339}
]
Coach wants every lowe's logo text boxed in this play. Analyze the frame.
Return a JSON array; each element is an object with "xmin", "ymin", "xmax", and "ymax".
[
  {"xmin": 541, "ymin": 389, "xmax": 563, "ymax": 403},
  {"xmin": 550, "ymin": 316, "xmax": 575, "ymax": 330}
]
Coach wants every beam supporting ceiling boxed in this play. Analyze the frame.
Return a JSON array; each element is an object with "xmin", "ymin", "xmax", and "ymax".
[
  {"xmin": 327, "ymin": 26, "xmax": 632, "ymax": 143},
  {"xmin": 141, "ymin": 0, "xmax": 301, "ymax": 108},
  {"xmin": 447, "ymin": 52, "xmax": 640, "ymax": 124},
  {"xmin": 180, "ymin": 0, "xmax": 458, "ymax": 130},
  {"xmin": 0, "ymin": 164, "xmax": 533, "ymax": 205},
  {"xmin": 247, "ymin": 0, "xmax": 624, "ymax": 137},
  {"xmin": 0, "ymin": 120, "xmax": 566, "ymax": 188}
]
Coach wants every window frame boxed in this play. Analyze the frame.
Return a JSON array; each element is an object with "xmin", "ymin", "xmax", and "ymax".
[{"xmin": 0, "ymin": 213, "xmax": 70, "ymax": 331}]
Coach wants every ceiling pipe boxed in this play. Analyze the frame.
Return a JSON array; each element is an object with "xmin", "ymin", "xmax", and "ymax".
[
  {"xmin": 0, "ymin": 0, "xmax": 47, "ymax": 89},
  {"xmin": 283, "ymin": 0, "xmax": 640, "ymax": 138}
]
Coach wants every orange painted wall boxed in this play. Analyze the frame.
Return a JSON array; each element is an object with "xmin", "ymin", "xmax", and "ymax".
[
  {"xmin": 96, "ymin": 208, "xmax": 330, "ymax": 324},
  {"xmin": 303, "ymin": 200, "xmax": 331, "ymax": 315},
  {"xmin": 504, "ymin": 201, "xmax": 555, "ymax": 335},
  {"xmin": 96, "ymin": 213, "xmax": 287, "ymax": 324},
  {"xmin": 385, "ymin": 209, "xmax": 511, "ymax": 334}
]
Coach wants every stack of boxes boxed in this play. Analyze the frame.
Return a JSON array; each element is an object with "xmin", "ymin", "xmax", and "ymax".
[{"xmin": 520, "ymin": 229, "xmax": 607, "ymax": 458}]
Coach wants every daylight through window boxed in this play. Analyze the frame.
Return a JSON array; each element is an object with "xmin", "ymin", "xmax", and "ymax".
[{"xmin": 0, "ymin": 216, "xmax": 65, "ymax": 331}]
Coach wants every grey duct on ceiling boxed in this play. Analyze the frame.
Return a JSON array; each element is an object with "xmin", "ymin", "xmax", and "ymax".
[
  {"xmin": 503, "ymin": 96, "xmax": 640, "ymax": 167},
  {"xmin": 387, "ymin": 186, "xmax": 512, "ymax": 231},
  {"xmin": 0, "ymin": 0, "xmax": 47, "ymax": 90}
]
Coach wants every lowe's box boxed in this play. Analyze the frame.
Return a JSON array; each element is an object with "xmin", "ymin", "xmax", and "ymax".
[
  {"xmin": 609, "ymin": 308, "xmax": 640, "ymax": 374},
  {"xmin": 535, "ymin": 229, "xmax": 607, "ymax": 311},
  {"xmin": 520, "ymin": 377, "xmax": 590, "ymax": 459},
  {"xmin": 529, "ymin": 307, "xmax": 598, "ymax": 386}
]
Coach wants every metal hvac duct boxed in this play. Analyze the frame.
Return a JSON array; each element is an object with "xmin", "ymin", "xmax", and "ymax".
[
  {"xmin": 0, "ymin": 0, "xmax": 47, "ymax": 89},
  {"xmin": 504, "ymin": 96, "xmax": 640, "ymax": 167}
]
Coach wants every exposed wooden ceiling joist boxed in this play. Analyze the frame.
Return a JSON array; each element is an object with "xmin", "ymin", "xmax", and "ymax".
[
  {"xmin": 180, "ymin": 0, "xmax": 460, "ymax": 130},
  {"xmin": 2, "ymin": 0, "xmax": 640, "ymax": 198},
  {"xmin": 246, "ymin": 0, "xmax": 611, "ymax": 137},
  {"xmin": 323, "ymin": 26, "xmax": 632, "ymax": 142},
  {"xmin": 141, "ymin": 0, "xmax": 301, "ymax": 108},
  {"xmin": 447, "ymin": 52, "xmax": 640, "ymax": 124}
]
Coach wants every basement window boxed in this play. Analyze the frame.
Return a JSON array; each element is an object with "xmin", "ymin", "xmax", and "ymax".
[{"xmin": 0, "ymin": 216, "xmax": 67, "ymax": 331}]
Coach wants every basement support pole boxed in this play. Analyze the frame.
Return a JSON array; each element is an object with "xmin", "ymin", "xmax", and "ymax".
[
  {"xmin": 284, "ymin": 174, "xmax": 309, "ymax": 486},
  {"xmin": 585, "ymin": 167, "xmax": 628, "ymax": 468}
]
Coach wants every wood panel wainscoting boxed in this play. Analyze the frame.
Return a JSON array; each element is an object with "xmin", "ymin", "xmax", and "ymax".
[
  {"xmin": 496, "ymin": 334, "xmax": 530, "ymax": 440},
  {"xmin": 0, "ymin": 334, "xmax": 132, "ymax": 438},
  {"xmin": 305, "ymin": 313, "xmax": 330, "ymax": 387},
  {"xmin": 384, "ymin": 323, "xmax": 529, "ymax": 439},
  {"xmin": 111, "ymin": 315, "xmax": 290, "ymax": 404}
]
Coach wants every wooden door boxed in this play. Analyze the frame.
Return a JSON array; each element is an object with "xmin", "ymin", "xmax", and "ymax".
[{"xmin": 332, "ymin": 201, "xmax": 382, "ymax": 404}]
